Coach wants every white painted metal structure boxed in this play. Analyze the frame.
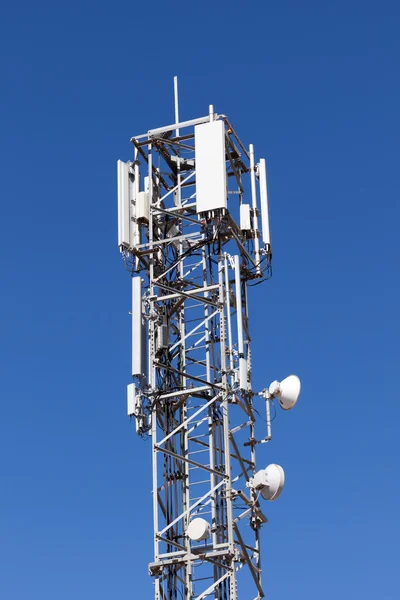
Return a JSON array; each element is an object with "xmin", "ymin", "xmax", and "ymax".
[{"xmin": 117, "ymin": 78, "xmax": 299, "ymax": 600}]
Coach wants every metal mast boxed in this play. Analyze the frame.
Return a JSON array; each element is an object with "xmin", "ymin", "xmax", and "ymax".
[{"xmin": 117, "ymin": 78, "xmax": 300, "ymax": 600}]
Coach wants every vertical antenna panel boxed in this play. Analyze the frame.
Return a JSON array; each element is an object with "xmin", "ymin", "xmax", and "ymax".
[
  {"xmin": 117, "ymin": 160, "xmax": 131, "ymax": 248},
  {"xmin": 132, "ymin": 277, "xmax": 146, "ymax": 378},
  {"xmin": 127, "ymin": 383, "xmax": 136, "ymax": 416},
  {"xmin": 234, "ymin": 255, "xmax": 247, "ymax": 390},
  {"xmin": 259, "ymin": 158, "xmax": 271, "ymax": 247},
  {"xmin": 195, "ymin": 120, "xmax": 227, "ymax": 213},
  {"xmin": 240, "ymin": 204, "xmax": 251, "ymax": 230},
  {"xmin": 136, "ymin": 191, "xmax": 150, "ymax": 221}
]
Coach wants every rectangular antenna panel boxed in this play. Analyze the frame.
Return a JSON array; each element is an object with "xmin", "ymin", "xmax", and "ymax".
[
  {"xmin": 132, "ymin": 277, "xmax": 147, "ymax": 378},
  {"xmin": 127, "ymin": 383, "xmax": 136, "ymax": 416},
  {"xmin": 157, "ymin": 324, "xmax": 169, "ymax": 352},
  {"xmin": 240, "ymin": 204, "xmax": 251, "ymax": 230},
  {"xmin": 117, "ymin": 160, "xmax": 131, "ymax": 248},
  {"xmin": 195, "ymin": 120, "xmax": 227, "ymax": 213},
  {"xmin": 259, "ymin": 159, "xmax": 271, "ymax": 246},
  {"xmin": 137, "ymin": 191, "xmax": 150, "ymax": 221},
  {"xmin": 239, "ymin": 357, "xmax": 248, "ymax": 391}
]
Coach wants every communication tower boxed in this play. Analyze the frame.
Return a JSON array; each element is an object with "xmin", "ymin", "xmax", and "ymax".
[{"xmin": 117, "ymin": 78, "xmax": 300, "ymax": 600}]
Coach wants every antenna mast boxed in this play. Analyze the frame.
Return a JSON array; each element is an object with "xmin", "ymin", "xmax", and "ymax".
[{"xmin": 117, "ymin": 77, "xmax": 300, "ymax": 600}]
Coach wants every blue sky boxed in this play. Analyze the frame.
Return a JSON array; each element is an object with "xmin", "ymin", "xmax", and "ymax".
[{"xmin": 1, "ymin": 1, "xmax": 399, "ymax": 598}]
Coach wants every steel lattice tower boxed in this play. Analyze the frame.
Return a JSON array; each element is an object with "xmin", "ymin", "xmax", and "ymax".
[{"xmin": 117, "ymin": 79, "xmax": 300, "ymax": 600}]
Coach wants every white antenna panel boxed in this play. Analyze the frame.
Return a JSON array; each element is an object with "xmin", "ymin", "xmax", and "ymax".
[
  {"xmin": 259, "ymin": 159, "xmax": 271, "ymax": 248},
  {"xmin": 239, "ymin": 357, "xmax": 248, "ymax": 391},
  {"xmin": 117, "ymin": 160, "xmax": 131, "ymax": 248},
  {"xmin": 132, "ymin": 277, "xmax": 147, "ymax": 378},
  {"xmin": 195, "ymin": 120, "xmax": 227, "ymax": 213},
  {"xmin": 137, "ymin": 191, "xmax": 150, "ymax": 221},
  {"xmin": 240, "ymin": 204, "xmax": 251, "ymax": 230},
  {"xmin": 127, "ymin": 382, "xmax": 136, "ymax": 416}
]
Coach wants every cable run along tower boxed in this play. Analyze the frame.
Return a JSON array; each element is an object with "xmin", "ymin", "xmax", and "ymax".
[{"xmin": 117, "ymin": 78, "xmax": 301, "ymax": 600}]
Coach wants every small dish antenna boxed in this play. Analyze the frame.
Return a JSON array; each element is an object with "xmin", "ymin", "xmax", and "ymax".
[
  {"xmin": 251, "ymin": 464, "xmax": 285, "ymax": 501},
  {"xmin": 269, "ymin": 375, "xmax": 301, "ymax": 411},
  {"xmin": 186, "ymin": 518, "xmax": 211, "ymax": 542}
]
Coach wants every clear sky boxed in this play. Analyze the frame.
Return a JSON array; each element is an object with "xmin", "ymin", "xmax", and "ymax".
[{"xmin": 1, "ymin": 1, "xmax": 399, "ymax": 598}]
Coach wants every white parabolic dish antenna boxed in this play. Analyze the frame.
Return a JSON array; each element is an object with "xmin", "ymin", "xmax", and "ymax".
[
  {"xmin": 269, "ymin": 375, "xmax": 301, "ymax": 411},
  {"xmin": 186, "ymin": 518, "xmax": 211, "ymax": 542},
  {"xmin": 260, "ymin": 464, "xmax": 285, "ymax": 501}
]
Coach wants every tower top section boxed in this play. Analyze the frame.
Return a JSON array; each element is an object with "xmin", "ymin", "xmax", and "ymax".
[{"xmin": 118, "ymin": 95, "xmax": 271, "ymax": 283}]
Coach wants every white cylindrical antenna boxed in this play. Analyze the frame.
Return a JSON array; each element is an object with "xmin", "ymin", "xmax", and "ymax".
[
  {"xmin": 209, "ymin": 104, "xmax": 214, "ymax": 122},
  {"xmin": 174, "ymin": 76, "xmax": 180, "ymax": 137},
  {"xmin": 266, "ymin": 399, "xmax": 272, "ymax": 440},
  {"xmin": 259, "ymin": 158, "xmax": 271, "ymax": 251},
  {"xmin": 234, "ymin": 255, "xmax": 247, "ymax": 390},
  {"xmin": 249, "ymin": 144, "xmax": 261, "ymax": 272}
]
